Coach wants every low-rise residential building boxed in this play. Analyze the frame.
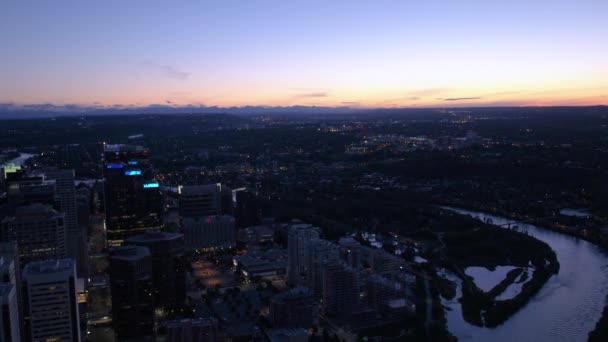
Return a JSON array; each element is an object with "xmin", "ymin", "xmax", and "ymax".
[
  {"xmin": 270, "ymin": 287, "xmax": 318, "ymax": 328},
  {"xmin": 234, "ymin": 249, "xmax": 287, "ymax": 280},
  {"xmin": 165, "ymin": 317, "xmax": 220, "ymax": 342}
]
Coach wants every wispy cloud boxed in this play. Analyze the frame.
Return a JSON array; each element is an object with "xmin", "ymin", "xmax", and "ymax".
[
  {"xmin": 295, "ymin": 92, "xmax": 328, "ymax": 98},
  {"xmin": 141, "ymin": 61, "xmax": 191, "ymax": 80},
  {"xmin": 441, "ymin": 97, "xmax": 481, "ymax": 101}
]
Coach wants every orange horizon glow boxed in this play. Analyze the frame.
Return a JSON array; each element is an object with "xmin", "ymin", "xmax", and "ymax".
[
  {"xmin": 6, "ymin": 85, "xmax": 606, "ymax": 109},
  {"xmin": 2, "ymin": 1, "xmax": 607, "ymax": 110}
]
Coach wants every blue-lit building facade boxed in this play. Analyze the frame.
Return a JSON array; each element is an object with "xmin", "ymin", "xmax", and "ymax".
[{"xmin": 103, "ymin": 144, "xmax": 162, "ymax": 246}]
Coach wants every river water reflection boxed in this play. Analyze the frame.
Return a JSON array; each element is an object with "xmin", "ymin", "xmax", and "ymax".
[
  {"xmin": 440, "ymin": 207, "xmax": 608, "ymax": 342},
  {"xmin": 1, "ymin": 152, "xmax": 34, "ymax": 167}
]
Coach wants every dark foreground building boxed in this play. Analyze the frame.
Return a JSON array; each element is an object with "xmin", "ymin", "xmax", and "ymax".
[
  {"xmin": 125, "ymin": 231, "xmax": 186, "ymax": 310},
  {"xmin": 109, "ymin": 246, "xmax": 154, "ymax": 340}
]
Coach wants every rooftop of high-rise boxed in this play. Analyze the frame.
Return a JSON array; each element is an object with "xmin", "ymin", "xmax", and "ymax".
[
  {"xmin": 23, "ymin": 258, "xmax": 74, "ymax": 275},
  {"xmin": 7, "ymin": 204, "xmax": 62, "ymax": 221},
  {"xmin": 110, "ymin": 245, "xmax": 151, "ymax": 262},
  {"xmin": 179, "ymin": 183, "xmax": 220, "ymax": 194},
  {"xmin": 126, "ymin": 230, "xmax": 183, "ymax": 243}
]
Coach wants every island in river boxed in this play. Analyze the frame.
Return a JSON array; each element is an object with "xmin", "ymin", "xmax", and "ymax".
[
  {"xmin": 429, "ymin": 207, "xmax": 559, "ymax": 330},
  {"xmin": 438, "ymin": 207, "xmax": 608, "ymax": 342}
]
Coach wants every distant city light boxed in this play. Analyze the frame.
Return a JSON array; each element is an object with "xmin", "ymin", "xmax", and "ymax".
[
  {"xmin": 106, "ymin": 163, "xmax": 123, "ymax": 169},
  {"xmin": 128, "ymin": 161, "xmax": 138, "ymax": 165},
  {"xmin": 124, "ymin": 170, "xmax": 142, "ymax": 176},
  {"xmin": 143, "ymin": 182, "xmax": 159, "ymax": 188}
]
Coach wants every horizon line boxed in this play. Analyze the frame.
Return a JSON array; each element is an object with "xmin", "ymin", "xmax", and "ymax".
[{"xmin": 0, "ymin": 103, "xmax": 607, "ymax": 120}]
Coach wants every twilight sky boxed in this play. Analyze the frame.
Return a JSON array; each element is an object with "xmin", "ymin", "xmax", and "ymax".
[{"xmin": 1, "ymin": 0, "xmax": 607, "ymax": 108}]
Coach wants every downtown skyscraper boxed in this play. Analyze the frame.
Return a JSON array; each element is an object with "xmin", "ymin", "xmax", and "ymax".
[
  {"xmin": 40, "ymin": 168, "xmax": 90, "ymax": 277},
  {"xmin": 22, "ymin": 259, "xmax": 80, "ymax": 342},
  {"xmin": 102, "ymin": 144, "xmax": 162, "ymax": 246}
]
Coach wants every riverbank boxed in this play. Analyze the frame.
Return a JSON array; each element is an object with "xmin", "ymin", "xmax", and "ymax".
[
  {"xmin": 438, "ymin": 207, "xmax": 608, "ymax": 342},
  {"xmin": 590, "ymin": 302, "xmax": 608, "ymax": 342},
  {"xmin": 436, "ymin": 200, "xmax": 608, "ymax": 249},
  {"xmin": 0, "ymin": 152, "xmax": 35, "ymax": 168},
  {"xmin": 459, "ymin": 262, "xmax": 558, "ymax": 328},
  {"xmin": 435, "ymin": 209, "xmax": 559, "ymax": 328},
  {"xmin": 414, "ymin": 272, "xmax": 457, "ymax": 341},
  {"xmin": 437, "ymin": 201, "xmax": 608, "ymax": 340}
]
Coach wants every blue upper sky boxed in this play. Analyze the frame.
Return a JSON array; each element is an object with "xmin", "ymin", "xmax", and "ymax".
[{"xmin": 1, "ymin": 0, "xmax": 607, "ymax": 108}]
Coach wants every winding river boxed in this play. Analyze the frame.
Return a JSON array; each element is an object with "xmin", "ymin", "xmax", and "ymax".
[
  {"xmin": 1, "ymin": 152, "xmax": 34, "ymax": 167},
  {"xmin": 441, "ymin": 207, "xmax": 608, "ymax": 342}
]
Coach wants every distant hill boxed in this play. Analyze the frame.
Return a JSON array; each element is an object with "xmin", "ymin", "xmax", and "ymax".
[
  {"xmin": 0, "ymin": 103, "xmax": 362, "ymax": 119},
  {"xmin": 0, "ymin": 103, "xmax": 605, "ymax": 120}
]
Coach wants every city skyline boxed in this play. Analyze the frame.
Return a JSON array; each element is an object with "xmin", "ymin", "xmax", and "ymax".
[
  {"xmin": 3, "ymin": 2, "xmax": 608, "ymax": 340},
  {"xmin": 2, "ymin": 0, "xmax": 607, "ymax": 109}
]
